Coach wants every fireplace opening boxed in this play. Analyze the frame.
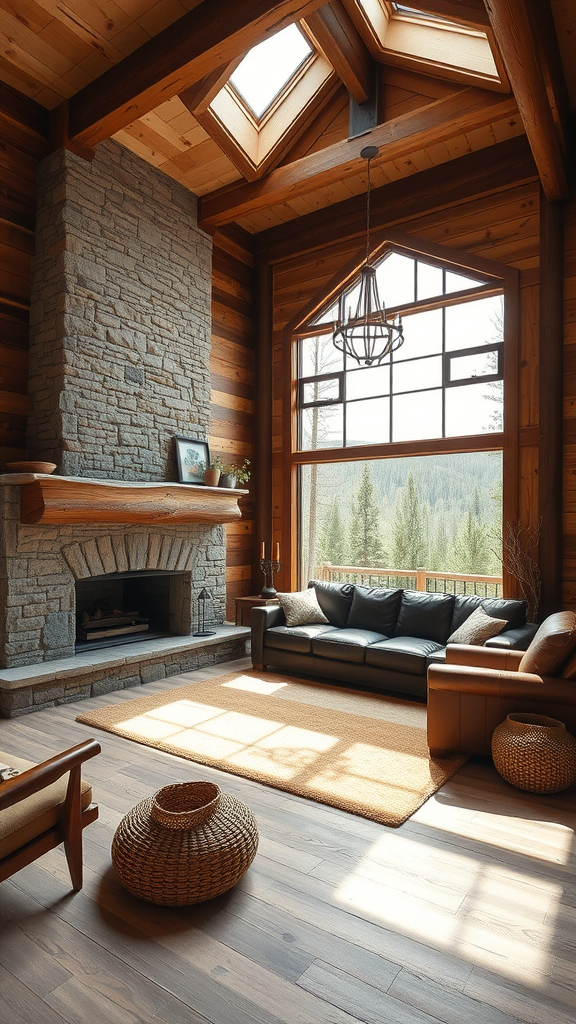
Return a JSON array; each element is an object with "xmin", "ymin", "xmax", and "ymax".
[{"xmin": 75, "ymin": 570, "xmax": 190, "ymax": 652}]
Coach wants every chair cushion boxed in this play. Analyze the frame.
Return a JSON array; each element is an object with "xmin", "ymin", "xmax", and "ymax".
[
  {"xmin": 277, "ymin": 588, "xmax": 328, "ymax": 627},
  {"xmin": 519, "ymin": 611, "xmax": 576, "ymax": 676},
  {"xmin": 347, "ymin": 585, "xmax": 402, "ymax": 635},
  {"xmin": 0, "ymin": 751, "xmax": 92, "ymax": 860},
  {"xmin": 447, "ymin": 606, "xmax": 507, "ymax": 646},
  {"xmin": 310, "ymin": 581, "xmax": 355, "ymax": 628},
  {"xmin": 365, "ymin": 636, "xmax": 444, "ymax": 675},
  {"xmin": 312, "ymin": 628, "xmax": 387, "ymax": 663},
  {"xmin": 266, "ymin": 624, "xmax": 335, "ymax": 654},
  {"xmin": 394, "ymin": 591, "xmax": 455, "ymax": 645}
]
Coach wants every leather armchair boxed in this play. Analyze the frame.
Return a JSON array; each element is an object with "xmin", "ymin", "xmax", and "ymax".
[{"xmin": 427, "ymin": 644, "xmax": 576, "ymax": 758}]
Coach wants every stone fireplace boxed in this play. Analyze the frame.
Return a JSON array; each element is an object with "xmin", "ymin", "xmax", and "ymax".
[{"xmin": 0, "ymin": 139, "xmax": 248, "ymax": 712}]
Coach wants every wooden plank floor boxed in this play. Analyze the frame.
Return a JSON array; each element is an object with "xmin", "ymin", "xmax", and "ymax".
[{"xmin": 1, "ymin": 656, "xmax": 576, "ymax": 1024}]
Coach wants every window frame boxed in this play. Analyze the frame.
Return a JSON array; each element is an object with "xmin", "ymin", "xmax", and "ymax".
[{"xmin": 280, "ymin": 229, "xmax": 520, "ymax": 595}]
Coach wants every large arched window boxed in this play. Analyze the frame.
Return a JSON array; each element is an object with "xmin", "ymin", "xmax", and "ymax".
[
  {"xmin": 298, "ymin": 250, "xmax": 503, "ymax": 450},
  {"xmin": 287, "ymin": 235, "xmax": 518, "ymax": 592}
]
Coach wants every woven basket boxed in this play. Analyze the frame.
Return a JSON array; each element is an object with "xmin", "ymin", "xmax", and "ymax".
[
  {"xmin": 111, "ymin": 781, "xmax": 258, "ymax": 905},
  {"xmin": 491, "ymin": 713, "xmax": 576, "ymax": 794}
]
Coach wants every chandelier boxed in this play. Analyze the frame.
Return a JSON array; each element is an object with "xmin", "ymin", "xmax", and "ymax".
[{"xmin": 333, "ymin": 146, "xmax": 404, "ymax": 366}]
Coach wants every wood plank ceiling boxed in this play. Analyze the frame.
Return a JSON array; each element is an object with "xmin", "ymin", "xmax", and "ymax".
[{"xmin": 0, "ymin": 1, "xmax": 572, "ymax": 238}]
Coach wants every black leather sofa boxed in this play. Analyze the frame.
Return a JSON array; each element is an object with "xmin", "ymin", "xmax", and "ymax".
[{"xmin": 251, "ymin": 581, "xmax": 537, "ymax": 700}]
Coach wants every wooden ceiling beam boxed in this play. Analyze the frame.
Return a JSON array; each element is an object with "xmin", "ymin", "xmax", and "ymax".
[
  {"xmin": 483, "ymin": 0, "xmax": 569, "ymax": 201},
  {"xmin": 302, "ymin": 1, "xmax": 373, "ymax": 103},
  {"xmin": 524, "ymin": 0, "xmax": 572, "ymax": 158},
  {"xmin": 67, "ymin": 0, "xmax": 326, "ymax": 150},
  {"xmin": 198, "ymin": 86, "xmax": 517, "ymax": 230},
  {"xmin": 254, "ymin": 134, "xmax": 536, "ymax": 263}
]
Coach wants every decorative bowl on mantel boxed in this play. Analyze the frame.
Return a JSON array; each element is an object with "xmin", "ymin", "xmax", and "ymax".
[{"xmin": 5, "ymin": 461, "xmax": 57, "ymax": 474}]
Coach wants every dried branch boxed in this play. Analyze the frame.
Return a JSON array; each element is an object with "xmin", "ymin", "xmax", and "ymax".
[{"xmin": 492, "ymin": 519, "xmax": 541, "ymax": 622}]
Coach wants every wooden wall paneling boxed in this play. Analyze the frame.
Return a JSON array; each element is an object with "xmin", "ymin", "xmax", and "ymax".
[
  {"xmin": 0, "ymin": 84, "xmax": 48, "ymax": 467},
  {"xmin": 210, "ymin": 230, "xmax": 255, "ymax": 620},
  {"xmin": 538, "ymin": 190, "xmax": 564, "ymax": 617},
  {"xmin": 564, "ymin": 195, "xmax": 576, "ymax": 609},
  {"xmin": 519, "ymin": 283, "xmax": 539, "ymax": 429}
]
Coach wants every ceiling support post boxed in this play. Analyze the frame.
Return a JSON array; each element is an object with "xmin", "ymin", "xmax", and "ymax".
[
  {"xmin": 253, "ymin": 262, "xmax": 274, "ymax": 593},
  {"xmin": 538, "ymin": 186, "xmax": 565, "ymax": 618}
]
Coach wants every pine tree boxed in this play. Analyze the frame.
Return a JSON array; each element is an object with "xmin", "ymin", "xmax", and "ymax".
[
  {"xmin": 318, "ymin": 500, "xmax": 348, "ymax": 565},
  {"xmin": 348, "ymin": 465, "xmax": 387, "ymax": 566},
  {"xmin": 392, "ymin": 472, "xmax": 426, "ymax": 569},
  {"xmin": 454, "ymin": 510, "xmax": 491, "ymax": 573}
]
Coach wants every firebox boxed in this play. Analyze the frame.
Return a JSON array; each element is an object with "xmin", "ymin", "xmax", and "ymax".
[{"xmin": 75, "ymin": 570, "xmax": 190, "ymax": 652}]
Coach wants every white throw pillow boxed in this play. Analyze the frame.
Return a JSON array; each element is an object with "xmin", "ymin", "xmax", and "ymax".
[
  {"xmin": 447, "ymin": 606, "xmax": 507, "ymax": 646},
  {"xmin": 277, "ymin": 589, "xmax": 329, "ymax": 627}
]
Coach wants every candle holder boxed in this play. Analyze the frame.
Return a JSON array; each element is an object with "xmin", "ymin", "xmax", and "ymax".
[{"xmin": 260, "ymin": 559, "xmax": 281, "ymax": 599}]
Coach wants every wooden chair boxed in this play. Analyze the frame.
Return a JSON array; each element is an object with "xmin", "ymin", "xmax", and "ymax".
[{"xmin": 0, "ymin": 738, "xmax": 100, "ymax": 891}]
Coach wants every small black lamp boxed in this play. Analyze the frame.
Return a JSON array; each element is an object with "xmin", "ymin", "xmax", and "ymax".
[{"xmin": 193, "ymin": 587, "xmax": 216, "ymax": 637}]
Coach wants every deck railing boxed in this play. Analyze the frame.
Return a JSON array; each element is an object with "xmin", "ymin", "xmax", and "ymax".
[{"xmin": 315, "ymin": 563, "xmax": 502, "ymax": 598}]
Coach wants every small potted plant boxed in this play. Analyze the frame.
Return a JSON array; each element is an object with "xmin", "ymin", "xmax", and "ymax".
[
  {"xmin": 219, "ymin": 458, "xmax": 250, "ymax": 489},
  {"xmin": 204, "ymin": 455, "xmax": 223, "ymax": 487}
]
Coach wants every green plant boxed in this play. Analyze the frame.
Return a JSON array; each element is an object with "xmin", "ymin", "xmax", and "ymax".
[
  {"xmin": 220, "ymin": 458, "xmax": 251, "ymax": 484},
  {"xmin": 210, "ymin": 455, "xmax": 224, "ymax": 471}
]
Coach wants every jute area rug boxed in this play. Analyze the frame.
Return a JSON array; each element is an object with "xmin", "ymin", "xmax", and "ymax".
[{"xmin": 76, "ymin": 669, "xmax": 466, "ymax": 827}]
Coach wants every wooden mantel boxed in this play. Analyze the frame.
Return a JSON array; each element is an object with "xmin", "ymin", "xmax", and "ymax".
[{"xmin": 0, "ymin": 474, "xmax": 248, "ymax": 525}]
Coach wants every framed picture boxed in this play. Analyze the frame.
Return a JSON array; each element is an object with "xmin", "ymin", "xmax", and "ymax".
[{"xmin": 175, "ymin": 436, "xmax": 210, "ymax": 484}]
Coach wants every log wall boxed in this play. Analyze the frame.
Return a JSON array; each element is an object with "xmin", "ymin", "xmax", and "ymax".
[
  {"xmin": 0, "ymin": 84, "xmax": 47, "ymax": 468},
  {"xmin": 563, "ymin": 201, "xmax": 576, "ymax": 607},
  {"xmin": 209, "ymin": 229, "xmax": 255, "ymax": 620}
]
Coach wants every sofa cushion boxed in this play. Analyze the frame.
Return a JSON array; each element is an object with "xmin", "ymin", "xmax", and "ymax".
[
  {"xmin": 0, "ymin": 751, "xmax": 92, "ymax": 860},
  {"xmin": 312, "ymin": 628, "xmax": 387, "ymax": 663},
  {"xmin": 520, "ymin": 611, "xmax": 576, "ymax": 675},
  {"xmin": 481, "ymin": 597, "xmax": 527, "ymax": 630},
  {"xmin": 394, "ymin": 591, "xmax": 455, "ymax": 645},
  {"xmin": 277, "ymin": 588, "xmax": 328, "ymax": 627},
  {"xmin": 365, "ymin": 636, "xmax": 444, "ymax": 675},
  {"xmin": 447, "ymin": 606, "xmax": 507, "ymax": 646},
  {"xmin": 449, "ymin": 594, "xmax": 482, "ymax": 633},
  {"xmin": 310, "ymin": 581, "xmax": 355, "ymax": 628},
  {"xmin": 347, "ymin": 586, "xmax": 402, "ymax": 636},
  {"xmin": 266, "ymin": 624, "xmax": 335, "ymax": 654},
  {"xmin": 449, "ymin": 594, "xmax": 527, "ymax": 635}
]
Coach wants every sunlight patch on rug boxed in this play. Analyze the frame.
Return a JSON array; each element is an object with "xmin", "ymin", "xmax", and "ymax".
[{"xmin": 76, "ymin": 669, "xmax": 466, "ymax": 826}]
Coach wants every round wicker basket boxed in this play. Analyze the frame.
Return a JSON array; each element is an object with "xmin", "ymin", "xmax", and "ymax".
[
  {"xmin": 491, "ymin": 713, "xmax": 576, "ymax": 794},
  {"xmin": 111, "ymin": 781, "xmax": 259, "ymax": 905}
]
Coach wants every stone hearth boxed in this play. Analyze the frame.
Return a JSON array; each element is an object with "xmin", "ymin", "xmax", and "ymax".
[{"xmin": 0, "ymin": 627, "xmax": 249, "ymax": 717}]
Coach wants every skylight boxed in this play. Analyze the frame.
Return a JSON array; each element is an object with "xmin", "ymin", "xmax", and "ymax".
[
  {"xmin": 229, "ymin": 24, "xmax": 312, "ymax": 120},
  {"xmin": 393, "ymin": 4, "xmax": 456, "ymax": 25}
]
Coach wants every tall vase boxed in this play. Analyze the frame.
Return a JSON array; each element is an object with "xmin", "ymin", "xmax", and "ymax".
[{"xmin": 491, "ymin": 713, "xmax": 576, "ymax": 793}]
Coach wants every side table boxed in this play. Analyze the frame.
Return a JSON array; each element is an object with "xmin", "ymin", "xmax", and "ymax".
[{"xmin": 235, "ymin": 594, "xmax": 279, "ymax": 626}]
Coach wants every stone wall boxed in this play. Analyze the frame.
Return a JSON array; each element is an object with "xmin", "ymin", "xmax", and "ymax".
[{"xmin": 28, "ymin": 140, "xmax": 212, "ymax": 480}]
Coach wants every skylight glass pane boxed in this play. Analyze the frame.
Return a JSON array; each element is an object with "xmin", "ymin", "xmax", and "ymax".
[
  {"xmin": 229, "ymin": 24, "xmax": 312, "ymax": 119},
  {"xmin": 393, "ymin": 3, "xmax": 455, "ymax": 24}
]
